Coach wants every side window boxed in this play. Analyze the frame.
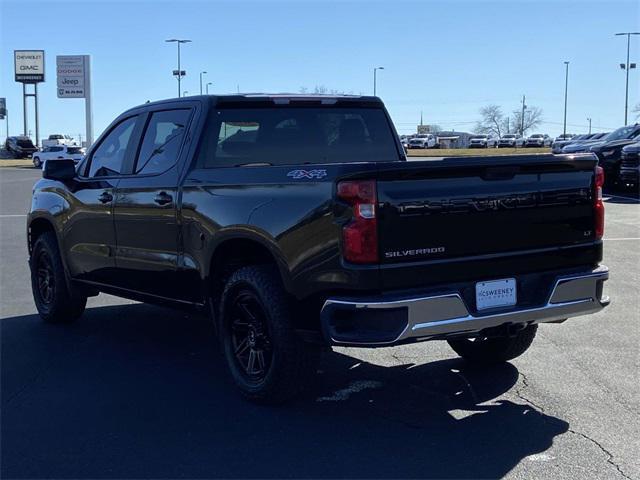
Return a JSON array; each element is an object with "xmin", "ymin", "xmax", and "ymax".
[
  {"xmin": 51, "ymin": 146, "xmax": 63, "ymax": 152},
  {"xmin": 135, "ymin": 109, "xmax": 191, "ymax": 175},
  {"xmin": 88, "ymin": 116, "xmax": 137, "ymax": 177}
]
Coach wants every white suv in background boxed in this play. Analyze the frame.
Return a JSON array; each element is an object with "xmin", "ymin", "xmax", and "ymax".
[
  {"xmin": 469, "ymin": 134, "xmax": 499, "ymax": 148},
  {"xmin": 33, "ymin": 145, "xmax": 85, "ymax": 168},
  {"xmin": 408, "ymin": 134, "xmax": 437, "ymax": 149},
  {"xmin": 498, "ymin": 134, "xmax": 525, "ymax": 148}
]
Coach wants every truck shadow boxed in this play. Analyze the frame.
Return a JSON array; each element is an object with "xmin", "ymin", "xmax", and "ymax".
[{"xmin": 1, "ymin": 303, "xmax": 568, "ymax": 479}]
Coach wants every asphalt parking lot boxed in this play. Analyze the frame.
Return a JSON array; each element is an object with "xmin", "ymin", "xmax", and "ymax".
[{"xmin": 1, "ymin": 166, "xmax": 638, "ymax": 479}]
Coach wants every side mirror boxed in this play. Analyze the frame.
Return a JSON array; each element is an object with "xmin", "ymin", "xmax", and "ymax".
[{"xmin": 43, "ymin": 159, "xmax": 76, "ymax": 181}]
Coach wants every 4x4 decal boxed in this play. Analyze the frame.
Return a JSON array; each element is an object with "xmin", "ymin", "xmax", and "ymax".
[{"xmin": 287, "ymin": 169, "xmax": 327, "ymax": 180}]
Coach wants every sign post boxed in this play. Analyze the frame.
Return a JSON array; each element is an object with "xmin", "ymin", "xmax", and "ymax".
[
  {"xmin": 56, "ymin": 55, "xmax": 93, "ymax": 146},
  {"xmin": 14, "ymin": 50, "xmax": 45, "ymax": 147}
]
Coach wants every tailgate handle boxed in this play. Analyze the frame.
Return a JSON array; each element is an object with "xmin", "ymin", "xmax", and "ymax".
[{"xmin": 482, "ymin": 167, "xmax": 519, "ymax": 181}]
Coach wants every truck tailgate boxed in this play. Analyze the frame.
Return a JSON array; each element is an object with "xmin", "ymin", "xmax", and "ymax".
[{"xmin": 374, "ymin": 154, "xmax": 600, "ymax": 288}]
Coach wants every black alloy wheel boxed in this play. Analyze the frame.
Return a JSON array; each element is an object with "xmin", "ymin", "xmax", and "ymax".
[
  {"xmin": 35, "ymin": 249, "xmax": 55, "ymax": 305},
  {"xmin": 229, "ymin": 290, "xmax": 273, "ymax": 383}
]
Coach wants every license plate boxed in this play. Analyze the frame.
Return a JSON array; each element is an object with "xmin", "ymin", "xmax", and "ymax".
[{"xmin": 476, "ymin": 278, "xmax": 517, "ymax": 310}]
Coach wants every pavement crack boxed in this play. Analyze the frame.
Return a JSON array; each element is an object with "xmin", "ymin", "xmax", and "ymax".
[
  {"xmin": 515, "ymin": 373, "xmax": 632, "ymax": 480},
  {"xmin": 567, "ymin": 429, "xmax": 633, "ymax": 480},
  {"xmin": 514, "ymin": 372, "xmax": 547, "ymax": 414}
]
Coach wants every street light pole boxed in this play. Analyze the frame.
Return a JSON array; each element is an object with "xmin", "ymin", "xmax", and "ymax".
[
  {"xmin": 520, "ymin": 95, "xmax": 526, "ymax": 135},
  {"xmin": 199, "ymin": 71, "xmax": 207, "ymax": 95},
  {"xmin": 165, "ymin": 38, "xmax": 192, "ymax": 98},
  {"xmin": 563, "ymin": 61, "xmax": 569, "ymax": 137},
  {"xmin": 587, "ymin": 117, "xmax": 592, "ymax": 134},
  {"xmin": 206, "ymin": 82, "xmax": 213, "ymax": 94},
  {"xmin": 615, "ymin": 32, "xmax": 639, "ymax": 125},
  {"xmin": 373, "ymin": 66, "xmax": 384, "ymax": 96}
]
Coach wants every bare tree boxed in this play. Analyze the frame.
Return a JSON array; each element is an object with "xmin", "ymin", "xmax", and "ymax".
[
  {"xmin": 475, "ymin": 105, "xmax": 509, "ymax": 137},
  {"xmin": 511, "ymin": 106, "xmax": 543, "ymax": 135}
]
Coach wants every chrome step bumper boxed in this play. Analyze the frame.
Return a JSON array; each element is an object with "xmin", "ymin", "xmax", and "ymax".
[{"xmin": 321, "ymin": 266, "xmax": 609, "ymax": 346}]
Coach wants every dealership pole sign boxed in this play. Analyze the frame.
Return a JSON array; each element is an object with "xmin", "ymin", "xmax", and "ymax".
[
  {"xmin": 14, "ymin": 50, "xmax": 45, "ymax": 146},
  {"xmin": 57, "ymin": 55, "xmax": 88, "ymax": 98},
  {"xmin": 56, "ymin": 55, "xmax": 93, "ymax": 146},
  {"xmin": 14, "ymin": 50, "xmax": 45, "ymax": 83}
]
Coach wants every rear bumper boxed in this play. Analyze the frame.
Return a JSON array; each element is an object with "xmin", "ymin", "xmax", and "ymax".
[{"xmin": 321, "ymin": 266, "xmax": 609, "ymax": 347}]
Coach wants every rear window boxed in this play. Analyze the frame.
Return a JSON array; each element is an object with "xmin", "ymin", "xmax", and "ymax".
[
  {"xmin": 67, "ymin": 147, "xmax": 83, "ymax": 154},
  {"xmin": 17, "ymin": 139, "xmax": 35, "ymax": 147},
  {"xmin": 199, "ymin": 107, "xmax": 400, "ymax": 167}
]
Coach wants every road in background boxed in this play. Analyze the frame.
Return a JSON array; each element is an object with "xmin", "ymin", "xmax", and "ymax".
[{"xmin": 1, "ymin": 167, "xmax": 638, "ymax": 479}]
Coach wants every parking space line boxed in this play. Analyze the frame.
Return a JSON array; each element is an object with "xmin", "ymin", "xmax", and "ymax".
[
  {"xmin": 604, "ymin": 194, "xmax": 640, "ymax": 202},
  {"xmin": 0, "ymin": 214, "xmax": 27, "ymax": 218},
  {"xmin": 603, "ymin": 237, "xmax": 640, "ymax": 241}
]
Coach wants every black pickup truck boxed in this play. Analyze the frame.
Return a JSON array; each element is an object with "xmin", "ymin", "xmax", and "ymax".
[{"xmin": 28, "ymin": 94, "xmax": 609, "ymax": 403}]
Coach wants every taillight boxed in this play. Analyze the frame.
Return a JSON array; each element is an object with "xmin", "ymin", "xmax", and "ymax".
[
  {"xmin": 594, "ymin": 166, "xmax": 605, "ymax": 239},
  {"xmin": 337, "ymin": 180, "xmax": 378, "ymax": 264}
]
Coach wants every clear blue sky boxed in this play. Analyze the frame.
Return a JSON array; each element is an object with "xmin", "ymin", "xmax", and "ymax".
[{"xmin": 1, "ymin": 0, "xmax": 638, "ymax": 141}]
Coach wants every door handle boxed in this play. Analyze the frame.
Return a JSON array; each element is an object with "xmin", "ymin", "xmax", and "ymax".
[
  {"xmin": 98, "ymin": 191, "xmax": 113, "ymax": 204},
  {"xmin": 154, "ymin": 192, "xmax": 173, "ymax": 206}
]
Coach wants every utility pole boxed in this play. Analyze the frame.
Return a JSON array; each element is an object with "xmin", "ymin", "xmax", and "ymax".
[
  {"xmin": 563, "ymin": 61, "xmax": 569, "ymax": 137},
  {"xmin": 420, "ymin": 110, "xmax": 423, "ymax": 126},
  {"xmin": 615, "ymin": 32, "xmax": 639, "ymax": 125},
  {"xmin": 587, "ymin": 117, "xmax": 592, "ymax": 134},
  {"xmin": 520, "ymin": 95, "xmax": 526, "ymax": 136}
]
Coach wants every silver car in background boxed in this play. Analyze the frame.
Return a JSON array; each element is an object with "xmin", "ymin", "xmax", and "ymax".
[
  {"xmin": 561, "ymin": 132, "xmax": 609, "ymax": 154},
  {"xmin": 551, "ymin": 133, "xmax": 576, "ymax": 153},
  {"xmin": 525, "ymin": 134, "xmax": 552, "ymax": 147}
]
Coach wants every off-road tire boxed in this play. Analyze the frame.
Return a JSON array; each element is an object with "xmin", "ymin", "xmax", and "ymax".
[
  {"xmin": 30, "ymin": 231, "xmax": 86, "ymax": 323},
  {"xmin": 447, "ymin": 324, "xmax": 538, "ymax": 364},
  {"xmin": 219, "ymin": 265, "xmax": 319, "ymax": 404}
]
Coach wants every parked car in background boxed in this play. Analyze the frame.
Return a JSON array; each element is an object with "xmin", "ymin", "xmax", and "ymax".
[
  {"xmin": 525, "ymin": 134, "xmax": 552, "ymax": 147},
  {"xmin": 498, "ymin": 134, "xmax": 525, "ymax": 148},
  {"xmin": 42, "ymin": 134, "xmax": 77, "ymax": 148},
  {"xmin": 408, "ymin": 134, "xmax": 437, "ymax": 149},
  {"xmin": 619, "ymin": 141, "xmax": 640, "ymax": 190},
  {"xmin": 590, "ymin": 125, "xmax": 640, "ymax": 188},
  {"xmin": 32, "ymin": 145, "xmax": 85, "ymax": 169},
  {"xmin": 554, "ymin": 133, "xmax": 575, "ymax": 142},
  {"xmin": 561, "ymin": 132, "xmax": 609, "ymax": 154},
  {"xmin": 469, "ymin": 134, "xmax": 491, "ymax": 148},
  {"xmin": 551, "ymin": 133, "xmax": 576, "ymax": 153},
  {"xmin": 399, "ymin": 136, "xmax": 410, "ymax": 150},
  {"xmin": 4, "ymin": 136, "xmax": 38, "ymax": 158}
]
